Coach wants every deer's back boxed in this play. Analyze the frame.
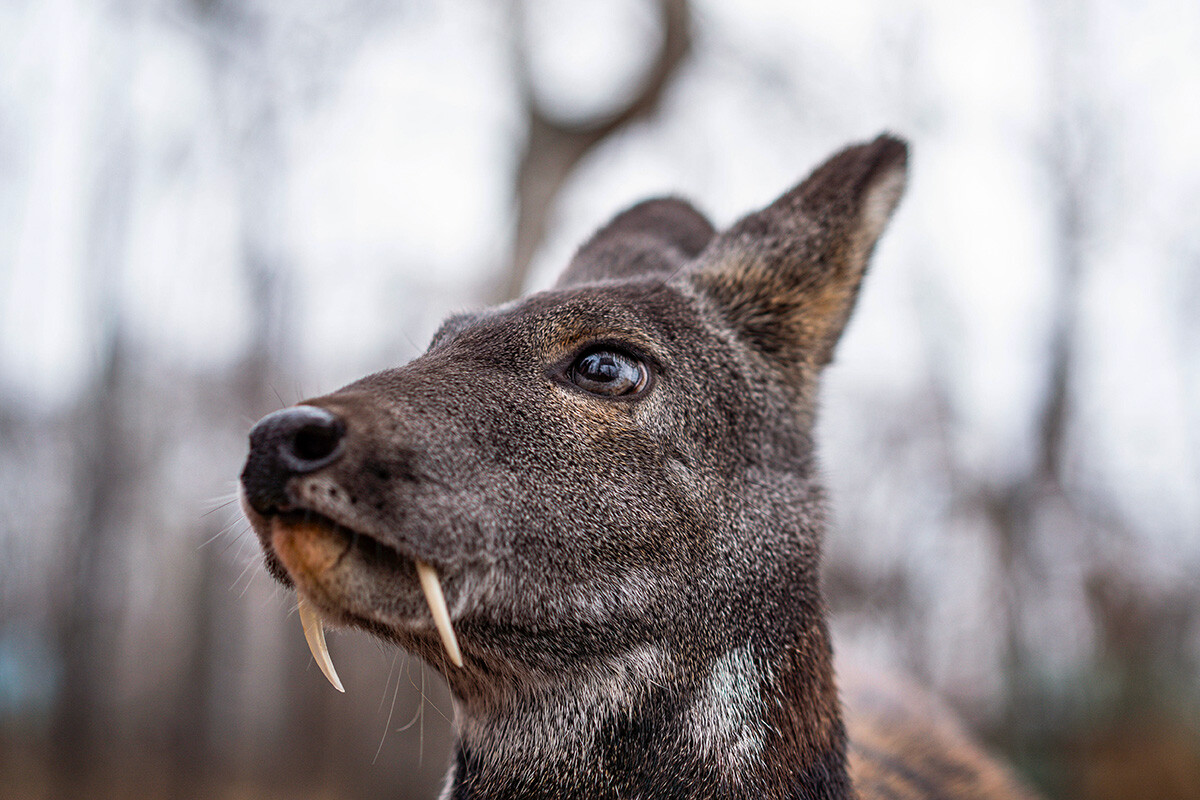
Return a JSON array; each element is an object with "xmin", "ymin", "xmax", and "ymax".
[{"xmin": 841, "ymin": 667, "xmax": 1037, "ymax": 800}]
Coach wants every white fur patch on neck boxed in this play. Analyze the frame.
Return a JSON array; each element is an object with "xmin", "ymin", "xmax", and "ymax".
[
  {"xmin": 690, "ymin": 645, "xmax": 766, "ymax": 772},
  {"xmin": 458, "ymin": 642, "xmax": 674, "ymax": 775}
]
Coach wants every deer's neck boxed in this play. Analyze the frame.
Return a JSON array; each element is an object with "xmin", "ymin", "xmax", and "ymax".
[{"xmin": 444, "ymin": 614, "xmax": 852, "ymax": 800}]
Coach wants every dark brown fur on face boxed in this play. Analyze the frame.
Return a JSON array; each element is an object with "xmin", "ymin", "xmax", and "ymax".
[{"xmin": 240, "ymin": 135, "xmax": 1037, "ymax": 800}]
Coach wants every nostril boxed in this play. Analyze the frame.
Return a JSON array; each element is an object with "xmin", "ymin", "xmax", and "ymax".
[
  {"xmin": 275, "ymin": 408, "xmax": 345, "ymax": 473},
  {"xmin": 243, "ymin": 405, "xmax": 346, "ymax": 514},
  {"xmin": 292, "ymin": 419, "xmax": 342, "ymax": 463},
  {"xmin": 247, "ymin": 404, "xmax": 346, "ymax": 473}
]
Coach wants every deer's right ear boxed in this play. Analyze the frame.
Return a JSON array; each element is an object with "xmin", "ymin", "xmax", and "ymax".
[
  {"xmin": 688, "ymin": 135, "xmax": 908, "ymax": 380},
  {"xmin": 555, "ymin": 198, "xmax": 716, "ymax": 288}
]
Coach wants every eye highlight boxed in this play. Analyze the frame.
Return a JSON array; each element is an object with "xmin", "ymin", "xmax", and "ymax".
[{"xmin": 567, "ymin": 348, "xmax": 648, "ymax": 397}]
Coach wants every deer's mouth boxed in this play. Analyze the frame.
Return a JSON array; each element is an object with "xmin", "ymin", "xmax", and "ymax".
[
  {"xmin": 241, "ymin": 495, "xmax": 465, "ymax": 690},
  {"xmin": 269, "ymin": 509, "xmax": 403, "ymax": 591}
]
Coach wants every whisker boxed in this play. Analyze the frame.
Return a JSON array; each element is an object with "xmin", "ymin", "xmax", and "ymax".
[
  {"xmin": 373, "ymin": 653, "xmax": 402, "ymax": 764},
  {"xmin": 202, "ymin": 490, "xmax": 241, "ymax": 511},
  {"xmin": 199, "ymin": 515, "xmax": 247, "ymax": 550},
  {"xmin": 378, "ymin": 652, "xmax": 398, "ymax": 714},
  {"xmin": 236, "ymin": 566, "xmax": 263, "ymax": 599},
  {"xmin": 400, "ymin": 326, "xmax": 422, "ymax": 356},
  {"xmin": 394, "ymin": 656, "xmax": 424, "ymax": 734},
  {"xmin": 200, "ymin": 500, "xmax": 239, "ymax": 521},
  {"xmin": 198, "ymin": 529, "xmax": 227, "ymax": 550},
  {"xmin": 229, "ymin": 556, "xmax": 258, "ymax": 593}
]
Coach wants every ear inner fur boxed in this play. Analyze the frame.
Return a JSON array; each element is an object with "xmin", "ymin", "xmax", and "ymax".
[{"xmin": 690, "ymin": 134, "xmax": 908, "ymax": 377}]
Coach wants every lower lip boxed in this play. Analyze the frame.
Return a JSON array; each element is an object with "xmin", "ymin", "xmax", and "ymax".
[{"xmin": 270, "ymin": 517, "xmax": 351, "ymax": 586}]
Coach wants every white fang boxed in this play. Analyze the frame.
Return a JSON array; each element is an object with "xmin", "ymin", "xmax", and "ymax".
[
  {"xmin": 416, "ymin": 560, "xmax": 464, "ymax": 667},
  {"xmin": 298, "ymin": 595, "xmax": 345, "ymax": 692}
]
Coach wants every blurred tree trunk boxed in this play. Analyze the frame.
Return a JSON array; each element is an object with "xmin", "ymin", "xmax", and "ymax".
[
  {"xmin": 49, "ymin": 108, "xmax": 136, "ymax": 800},
  {"xmin": 167, "ymin": 523, "xmax": 222, "ymax": 800},
  {"xmin": 909, "ymin": 0, "xmax": 1107, "ymax": 752},
  {"xmin": 498, "ymin": 0, "xmax": 693, "ymax": 302},
  {"xmin": 231, "ymin": 94, "xmax": 337, "ymax": 800},
  {"xmin": 180, "ymin": 2, "xmax": 320, "ymax": 792},
  {"xmin": 983, "ymin": 0, "xmax": 1107, "ymax": 747}
]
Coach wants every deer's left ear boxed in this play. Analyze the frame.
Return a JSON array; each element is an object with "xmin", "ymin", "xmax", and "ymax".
[
  {"xmin": 556, "ymin": 198, "xmax": 716, "ymax": 288},
  {"xmin": 687, "ymin": 135, "xmax": 908, "ymax": 377}
]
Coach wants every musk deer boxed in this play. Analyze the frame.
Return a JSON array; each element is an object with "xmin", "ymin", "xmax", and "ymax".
[{"xmin": 240, "ymin": 135, "xmax": 1036, "ymax": 799}]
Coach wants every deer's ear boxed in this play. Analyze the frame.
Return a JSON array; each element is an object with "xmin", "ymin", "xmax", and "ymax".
[
  {"xmin": 688, "ymin": 135, "xmax": 907, "ymax": 376},
  {"xmin": 556, "ymin": 198, "xmax": 716, "ymax": 288}
]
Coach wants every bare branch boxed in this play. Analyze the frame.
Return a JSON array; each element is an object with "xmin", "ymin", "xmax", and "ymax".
[{"xmin": 499, "ymin": 0, "xmax": 693, "ymax": 302}]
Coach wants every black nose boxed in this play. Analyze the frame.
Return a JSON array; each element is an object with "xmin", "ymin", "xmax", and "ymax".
[{"xmin": 241, "ymin": 405, "xmax": 346, "ymax": 513}]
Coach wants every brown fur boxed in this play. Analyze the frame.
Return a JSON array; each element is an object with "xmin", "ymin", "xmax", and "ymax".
[
  {"xmin": 843, "ymin": 667, "xmax": 1038, "ymax": 800},
  {"xmin": 240, "ymin": 135, "xmax": 1038, "ymax": 800}
]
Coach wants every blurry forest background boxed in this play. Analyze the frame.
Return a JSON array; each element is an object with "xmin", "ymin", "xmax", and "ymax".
[{"xmin": 2, "ymin": 0, "xmax": 1199, "ymax": 798}]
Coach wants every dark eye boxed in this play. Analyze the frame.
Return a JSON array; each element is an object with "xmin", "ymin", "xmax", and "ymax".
[{"xmin": 568, "ymin": 349, "xmax": 648, "ymax": 397}]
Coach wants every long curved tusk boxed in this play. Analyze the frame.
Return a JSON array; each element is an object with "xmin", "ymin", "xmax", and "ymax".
[
  {"xmin": 415, "ymin": 561, "xmax": 464, "ymax": 667},
  {"xmin": 298, "ymin": 595, "xmax": 345, "ymax": 692}
]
